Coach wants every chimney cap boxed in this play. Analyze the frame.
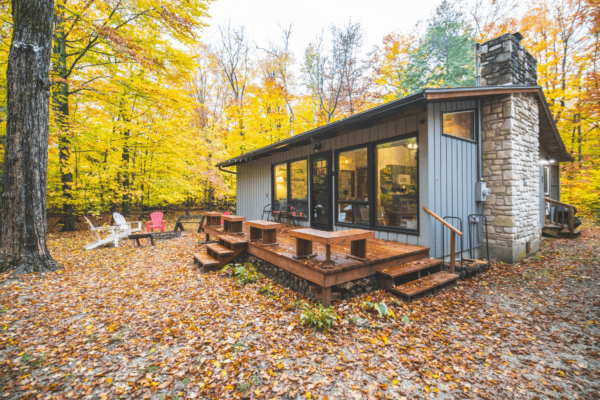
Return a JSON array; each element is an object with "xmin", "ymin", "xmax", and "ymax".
[{"xmin": 513, "ymin": 32, "xmax": 524, "ymax": 42}]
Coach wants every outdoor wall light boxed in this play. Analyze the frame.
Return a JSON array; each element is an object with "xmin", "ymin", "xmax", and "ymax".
[{"xmin": 313, "ymin": 142, "xmax": 322, "ymax": 152}]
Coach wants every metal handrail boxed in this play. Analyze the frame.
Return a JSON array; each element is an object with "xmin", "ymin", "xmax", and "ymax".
[{"xmin": 468, "ymin": 214, "xmax": 490, "ymax": 269}]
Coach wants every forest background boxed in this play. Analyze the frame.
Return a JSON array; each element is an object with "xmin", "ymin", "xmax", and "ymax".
[{"xmin": 0, "ymin": 0, "xmax": 597, "ymax": 231}]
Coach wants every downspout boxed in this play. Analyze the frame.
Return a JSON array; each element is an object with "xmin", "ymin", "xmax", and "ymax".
[
  {"xmin": 475, "ymin": 43, "xmax": 484, "ymax": 213},
  {"xmin": 219, "ymin": 165, "xmax": 237, "ymax": 175}
]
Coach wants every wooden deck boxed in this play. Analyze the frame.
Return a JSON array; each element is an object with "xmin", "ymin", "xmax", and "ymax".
[{"xmin": 203, "ymin": 223, "xmax": 430, "ymax": 291}]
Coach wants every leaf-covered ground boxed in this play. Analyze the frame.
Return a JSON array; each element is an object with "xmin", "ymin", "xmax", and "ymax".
[{"xmin": 1, "ymin": 223, "xmax": 599, "ymax": 399}]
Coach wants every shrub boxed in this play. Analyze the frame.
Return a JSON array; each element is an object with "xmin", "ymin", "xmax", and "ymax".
[
  {"xmin": 220, "ymin": 263, "xmax": 258, "ymax": 285},
  {"xmin": 286, "ymin": 300, "xmax": 307, "ymax": 311},
  {"xmin": 258, "ymin": 284, "xmax": 274, "ymax": 297},
  {"xmin": 299, "ymin": 303, "xmax": 338, "ymax": 334},
  {"xmin": 362, "ymin": 301, "xmax": 396, "ymax": 319}
]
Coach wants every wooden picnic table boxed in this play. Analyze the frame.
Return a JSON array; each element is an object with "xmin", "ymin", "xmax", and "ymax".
[
  {"xmin": 246, "ymin": 220, "xmax": 282, "ymax": 246},
  {"xmin": 289, "ymin": 228, "xmax": 375, "ymax": 265},
  {"xmin": 222, "ymin": 215, "xmax": 246, "ymax": 235},
  {"xmin": 174, "ymin": 214, "xmax": 204, "ymax": 233}
]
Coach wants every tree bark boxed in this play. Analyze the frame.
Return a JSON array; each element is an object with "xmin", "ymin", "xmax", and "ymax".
[
  {"xmin": 54, "ymin": 11, "xmax": 76, "ymax": 231},
  {"xmin": 0, "ymin": 0, "xmax": 58, "ymax": 274}
]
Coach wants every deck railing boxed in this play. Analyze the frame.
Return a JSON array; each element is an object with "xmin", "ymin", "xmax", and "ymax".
[
  {"xmin": 543, "ymin": 197, "xmax": 576, "ymax": 239},
  {"xmin": 423, "ymin": 207, "xmax": 463, "ymax": 273}
]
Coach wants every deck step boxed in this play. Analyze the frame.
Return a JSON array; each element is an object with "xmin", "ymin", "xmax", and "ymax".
[
  {"xmin": 193, "ymin": 252, "xmax": 220, "ymax": 267},
  {"xmin": 390, "ymin": 271, "xmax": 459, "ymax": 299},
  {"xmin": 543, "ymin": 227, "xmax": 581, "ymax": 238},
  {"xmin": 218, "ymin": 235, "xmax": 248, "ymax": 246},
  {"xmin": 378, "ymin": 258, "xmax": 442, "ymax": 279},
  {"xmin": 206, "ymin": 243, "xmax": 234, "ymax": 256}
]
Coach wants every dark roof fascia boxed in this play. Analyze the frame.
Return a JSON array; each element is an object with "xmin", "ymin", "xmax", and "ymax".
[
  {"xmin": 217, "ymin": 85, "xmax": 573, "ymax": 167},
  {"xmin": 424, "ymin": 86, "xmax": 573, "ymax": 162},
  {"xmin": 534, "ymin": 89, "xmax": 574, "ymax": 162},
  {"xmin": 216, "ymin": 91, "xmax": 427, "ymax": 167}
]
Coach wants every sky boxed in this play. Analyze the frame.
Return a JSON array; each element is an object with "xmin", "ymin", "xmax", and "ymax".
[{"xmin": 201, "ymin": 0, "xmax": 455, "ymax": 64}]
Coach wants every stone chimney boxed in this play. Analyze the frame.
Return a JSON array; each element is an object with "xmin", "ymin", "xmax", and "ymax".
[
  {"xmin": 479, "ymin": 32, "xmax": 542, "ymax": 263},
  {"xmin": 479, "ymin": 32, "xmax": 537, "ymax": 87}
]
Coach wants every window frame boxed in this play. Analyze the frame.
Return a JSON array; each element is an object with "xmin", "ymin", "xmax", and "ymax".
[
  {"xmin": 334, "ymin": 132, "xmax": 420, "ymax": 235},
  {"xmin": 271, "ymin": 157, "xmax": 309, "ymax": 221},
  {"xmin": 543, "ymin": 165, "xmax": 551, "ymax": 196},
  {"xmin": 441, "ymin": 109, "xmax": 478, "ymax": 143}
]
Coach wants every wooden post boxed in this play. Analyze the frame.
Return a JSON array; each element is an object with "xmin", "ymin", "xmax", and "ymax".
[
  {"xmin": 296, "ymin": 238, "xmax": 312, "ymax": 257},
  {"xmin": 321, "ymin": 286, "xmax": 332, "ymax": 307},
  {"xmin": 449, "ymin": 231, "xmax": 456, "ymax": 274},
  {"xmin": 568, "ymin": 206, "xmax": 575, "ymax": 240},
  {"xmin": 350, "ymin": 239, "xmax": 366, "ymax": 259},
  {"xmin": 250, "ymin": 226, "xmax": 262, "ymax": 242},
  {"xmin": 543, "ymin": 198, "xmax": 547, "ymax": 226},
  {"xmin": 263, "ymin": 229, "xmax": 277, "ymax": 246}
]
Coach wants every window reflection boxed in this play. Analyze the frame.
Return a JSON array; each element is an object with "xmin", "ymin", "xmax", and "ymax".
[
  {"xmin": 290, "ymin": 160, "xmax": 308, "ymax": 218},
  {"xmin": 338, "ymin": 147, "xmax": 368, "ymax": 201},
  {"xmin": 443, "ymin": 111, "xmax": 474, "ymax": 140},
  {"xmin": 274, "ymin": 164, "xmax": 287, "ymax": 202},
  {"xmin": 376, "ymin": 137, "xmax": 418, "ymax": 230}
]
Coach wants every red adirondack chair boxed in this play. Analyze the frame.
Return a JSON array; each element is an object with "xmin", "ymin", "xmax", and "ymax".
[
  {"xmin": 221, "ymin": 210, "xmax": 230, "ymax": 225},
  {"xmin": 147, "ymin": 212, "xmax": 166, "ymax": 232}
]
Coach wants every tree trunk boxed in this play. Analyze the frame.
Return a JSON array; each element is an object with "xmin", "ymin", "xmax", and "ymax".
[
  {"xmin": 121, "ymin": 129, "xmax": 131, "ymax": 217},
  {"xmin": 0, "ymin": 0, "xmax": 58, "ymax": 274},
  {"xmin": 54, "ymin": 15, "xmax": 76, "ymax": 231}
]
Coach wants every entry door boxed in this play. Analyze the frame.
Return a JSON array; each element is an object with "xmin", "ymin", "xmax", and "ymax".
[{"xmin": 310, "ymin": 152, "xmax": 332, "ymax": 230}]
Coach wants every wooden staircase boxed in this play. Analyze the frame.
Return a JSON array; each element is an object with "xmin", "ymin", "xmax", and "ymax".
[
  {"xmin": 542, "ymin": 198, "xmax": 581, "ymax": 239},
  {"xmin": 374, "ymin": 207, "xmax": 463, "ymax": 301},
  {"xmin": 377, "ymin": 257, "xmax": 459, "ymax": 301},
  {"xmin": 193, "ymin": 234, "xmax": 248, "ymax": 272}
]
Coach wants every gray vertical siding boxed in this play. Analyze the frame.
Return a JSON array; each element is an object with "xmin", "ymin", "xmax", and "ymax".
[
  {"xmin": 236, "ymin": 109, "xmax": 431, "ymax": 246},
  {"xmin": 427, "ymin": 101, "xmax": 479, "ymax": 258}
]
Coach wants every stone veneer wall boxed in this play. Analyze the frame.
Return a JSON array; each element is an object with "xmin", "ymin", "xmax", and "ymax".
[
  {"xmin": 481, "ymin": 93, "xmax": 541, "ymax": 262},
  {"xmin": 480, "ymin": 33, "xmax": 537, "ymax": 86}
]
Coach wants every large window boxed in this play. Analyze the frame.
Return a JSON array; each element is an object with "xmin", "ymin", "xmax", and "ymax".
[
  {"xmin": 335, "ymin": 134, "xmax": 419, "ymax": 233},
  {"xmin": 443, "ymin": 110, "xmax": 475, "ymax": 140},
  {"xmin": 338, "ymin": 147, "xmax": 369, "ymax": 225},
  {"xmin": 272, "ymin": 159, "xmax": 308, "ymax": 219},
  {"xmin": 290, "ymin": 160, "xmax": 308, "ymax": 217},
  {"xmin": 274, "ymin": 163, "xmax": 287, "ymax": 201},
  {"xmin": 376, "ymin": 137, "xmax": 418, "ymax": 229}
]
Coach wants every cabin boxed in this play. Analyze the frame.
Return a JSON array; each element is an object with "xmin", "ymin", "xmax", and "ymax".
[{"xmin": 216, "ymin": 32, "xmax": 573, "ymax": 265}]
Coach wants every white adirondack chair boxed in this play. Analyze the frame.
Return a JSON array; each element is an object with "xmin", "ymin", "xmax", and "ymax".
[{"xmin": 84, "ymin": 216, "xmax": 121, "ymax": 250}]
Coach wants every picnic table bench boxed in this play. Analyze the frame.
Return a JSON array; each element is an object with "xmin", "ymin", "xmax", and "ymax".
[
  {"xmin": 222, "ymin": 215, "xmax": 246, "ymax": 235},
  {"xmin": 204, "ymin": 212, "xmax": 223, "ymax": 227},
  {"xmin": 246, "ymin": 220, "xmax": 282, "ymax": 246},
  {"xmin": 174, "ymin": 214, "xmax": 205, "ymax": 233},
  {"xmin": 289, "ymin": 228, "xmax": 375, "ymax": 265},
  {"xmin": 129, "ymin": 233, "xmax": 155, "ymax": 247}
]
